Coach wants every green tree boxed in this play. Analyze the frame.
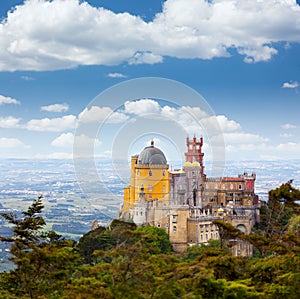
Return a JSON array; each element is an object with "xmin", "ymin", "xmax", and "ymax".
[
  {"xmin": 0, "ymin": 197, "xmax": 81, "ymax": 298},
  {"xmin": 135, "ymin": 226, "xmax": 173, "ymax": 254},
  {"xmin": 256, "ymin": 181, "xmax": 300, "ymax": 240}
]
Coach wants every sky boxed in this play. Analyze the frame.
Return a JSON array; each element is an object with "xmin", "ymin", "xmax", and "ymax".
[{"xmin": 0, "ymin": 0, "xmax": 300, "ymax": 165}]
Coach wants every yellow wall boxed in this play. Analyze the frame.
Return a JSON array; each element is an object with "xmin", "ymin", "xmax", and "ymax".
[{"xmin": 122, "ymin": 156, "xmax": 170, "ymax": 212}]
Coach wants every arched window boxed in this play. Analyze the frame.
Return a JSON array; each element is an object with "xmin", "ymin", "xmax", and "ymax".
[{"xmin": 149, "ymin": 170, "xmax": 152, "ymax": 176}]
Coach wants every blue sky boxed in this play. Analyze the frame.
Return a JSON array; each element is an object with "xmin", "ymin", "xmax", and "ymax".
[{"xmin": 0, "ymin": 0, "xmax": 300, "ymax": 163}]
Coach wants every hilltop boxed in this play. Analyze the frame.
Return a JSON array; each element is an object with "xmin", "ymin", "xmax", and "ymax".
[{"xmin": 0, "ymin": 181, "xmax": 299, "ymax": 298}]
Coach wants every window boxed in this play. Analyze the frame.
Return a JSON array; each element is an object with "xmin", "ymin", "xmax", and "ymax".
[
  {"xmin": 162, "ymin": 170, "xmax": 165, "ymax": 176},
  {"xmin": 230, "ymin": 184, "xmax": 233, "ymax": 190},
  {"xmin": 162, "ymin": 185, "xmax": 166, "ymax": 192},
  {"xmin": 172, "ymin": 215, "xmax": 177, "ymax": 223},
  {"xmin": 148, "ymin": 194, "xmax": 152, "ymax": 199},
  {"xmin": 149, "ymin": 170, "xmax": 152, "ymax": 176},
  {"xmin": 238, "ymin": 184, "xmax": 243, "ymax": 190},
  {"xmin": 140, "ymin": 211, "xmax": 143, "ymax": 216},
  {"xmin": 137, "ymin": 170, "xmax": 140, "ymax": 176},
  {"xmin": 157, "ymin": 222, "xmax": 161, "ymax": 228},
  {"xmin": 173, "ymin": 225, "xmax": 177, "ymax": 232},
  {"xmin": 148, "ymin": 185, "xmax": 153, "ymax": 191}
]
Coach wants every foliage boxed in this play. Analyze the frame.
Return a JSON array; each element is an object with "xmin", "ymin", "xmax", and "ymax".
[
  {"xmin": 255, "ymin": 181, "xmax": 300, "ymax": 240},
  {"xmin": 135, "ymin": 226, "xmax": 173, "ymax": 254},
  {"xmin": 1, "ymin": 182, "xmax": 300, "ymax": 298},
  {"xmin": 0, "ymin": 197, "xmax": 81, "ymax": 298}
]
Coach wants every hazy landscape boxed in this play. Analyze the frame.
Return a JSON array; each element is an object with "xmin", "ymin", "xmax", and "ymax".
[
  {"xmin": 1, "ymin": 158, "xmax": 299, "ymax": 232},
  {"xmin": 1, "ymin": 157, "xmax": 299, "ymax": 271}
]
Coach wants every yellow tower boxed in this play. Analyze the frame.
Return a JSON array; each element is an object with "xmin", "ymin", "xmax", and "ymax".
[{"xmin": 122, "ymin": 141, "xmax": 170, "ymax": 218}]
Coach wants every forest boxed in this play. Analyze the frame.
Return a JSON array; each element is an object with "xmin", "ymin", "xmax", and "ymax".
[{"xmin": 0, "ymin": 181, "xmax": 299, "ymax": 299}]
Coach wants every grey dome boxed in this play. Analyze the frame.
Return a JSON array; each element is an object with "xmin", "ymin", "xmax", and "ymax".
[{"xmin": 138, "ymin": 145, "xmax": 167, "ymax": 165}]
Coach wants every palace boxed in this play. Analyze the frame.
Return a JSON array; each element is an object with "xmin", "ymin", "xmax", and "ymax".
[{"xmin": 120, "ymin": 137, "xmax": 260, "ymax": 256}]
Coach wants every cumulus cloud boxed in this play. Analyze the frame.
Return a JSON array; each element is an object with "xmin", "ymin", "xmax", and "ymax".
[
  {"xmin": 41, "ymin": 103, "xmax": 69, "ymax": 112},
  {"xmin": 282, "ymin": 81, "xmax": 299, "ymax": 88},
  {"xmin": 210, "ymin": 115, "xmax": 241, "ymax": 132},
  {"xmin": 0, "ymin": 95, "xmax": 20, "ymax": 105},
  {"xmin": 0, "ymin": 0, "xmax": 300, "ymax": 71},
  {"xmin": 51, "ymin": 132, "xmax": 101, "ymax": 148},
  {"xmin": 79, "ymin": 106, "xmax": 128, "ymax": 123},
  {"xmin": 128, "ymin": 52, "xmax": 163, "ymax": 64},
  {"xmin": 0, "ymin": 116, "xmax": 22, "ymax": 128},
  {"xmin": 277, "ymin": 142, "xmax": 300, "ymax": 152},
  {"xmin": 281, "ymin": 123, "xmax": 297, "ymax": 129},
  {"xmin": 0, "ymin": 137, "xmax": 29, "ymax": 148},
  {"xmin": 26, "ymin": 115, "xmax": 76, "ymax": 131},
  {"xmin": 160, "ymin": 105, "xmax": 208, "ymax": 133},
  {"xmin": 280, "ymin": 133, "xmax": 292, "ymax": 138},
  {"xmin": 51, "ymin": 132, "xmax": 74, "ymax": 147},
  {"xmin": 223, "ymin": 132, "xmax": 268, "ymax": 144},
  {"xmin": 107, "ymin": 72, "xmax": 127, "ymax": 78},
  {"xmin": 125, "ymin": 99, "xmax": 161, "ymax": 115}
]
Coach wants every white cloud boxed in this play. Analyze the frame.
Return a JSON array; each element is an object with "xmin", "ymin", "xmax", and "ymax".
[
  {"xmin": 280, "ymin": 133, "xmax": 292, "ymax": 138},
  {"xmin": 282, "ymin": 81, "xmax": 299, "ymax": 88},
  {"xmin": 124, "ymin": 99, "xmax": 161, "ymax": 115},
  {"xmin": 79, "ymin": 106, "xmax": 128, "ymax": 124},
  {"xmin": 51, "ymin": 132, "xmax": 101, "ymax": 148},
  {"xmin": 128, "ymin": 52, "xmax": 163, "ymax": 65},
  {"xmin": 26, "ymin": 115, "xmax": 76, "ymax": 132},
  {"xmin": 238, "ymin": 46, "xmax": 278, "ymax": 63},
  {"xmin": 0, "ymin": 116, "xmax": 21, "ymax": 128},
  {"xmin": 277, "ymin": 142, "xmax": 300, "ymax": 152},
  {"xmin": 41, "ymin": 103, "xmax": 69, "ymax": 112},
  {"xmin": 223, "ymin": 132, "xmax": 269, "ymax": 144},
  {"xmin": 281, "ymin": 123, "xmax": 297, "ymax": 129},
  {"xmin": 0, "ymin": 137, "xmax": 29, "ymax": 148},
  {"xmin": 107, "ymin": 72, "xmax": 127, "ymax": 78},
  {"xmin": 162, "ymin": 108, "xmax": 241, "ymax": 135},
  {"xmin": 51, "ymin": 132, "xmax": 74, "ymax": 147},
  {"xmin": 0, "ymin": 95, "xmax": 20, "ymax": 105},
  {"xmin": 161, "ymin": 105, "xmax": 208, "ymax": 133},
  {"xmin": 213, "ymin": 115, "xmax": 241, "ymax": 132},
  {"xmin": 0, "ymin": 0, "xmax": 300, "ymax": 71}
]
